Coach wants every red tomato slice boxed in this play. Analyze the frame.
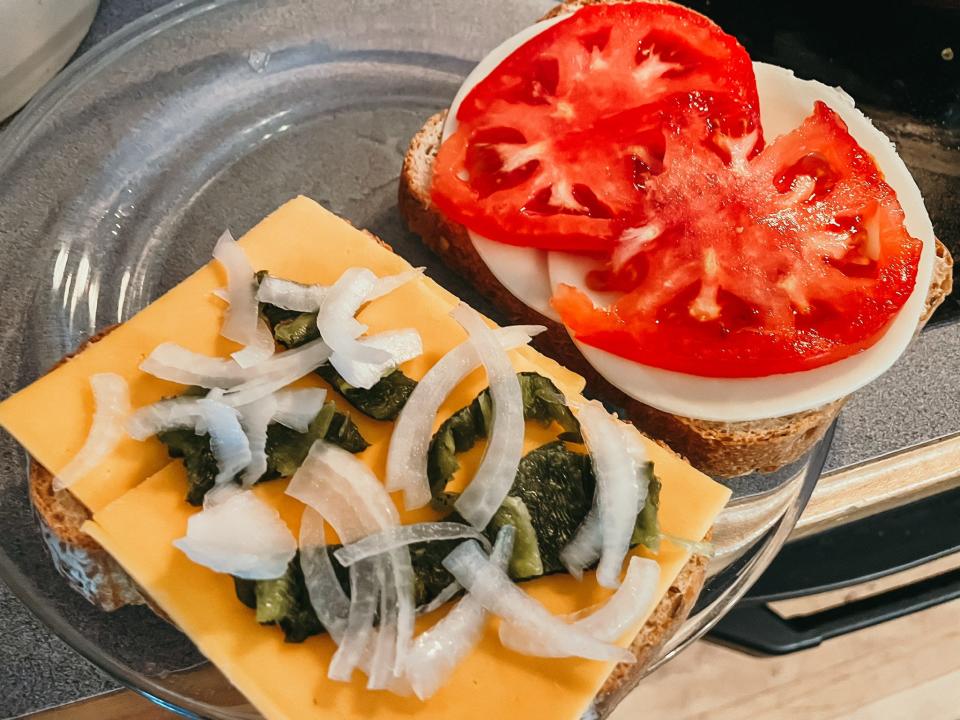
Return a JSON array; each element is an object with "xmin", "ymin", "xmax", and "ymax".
[
  {"xmin": 431, "ymin": 2, "xmax": 761, "ymax": 252},
  {"xmin": 553, "ymin": 102, "xmax": 923, "ymax": 377}
]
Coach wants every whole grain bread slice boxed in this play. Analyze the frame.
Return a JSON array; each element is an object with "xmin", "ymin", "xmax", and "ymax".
[
  {"xmin": 28, "ymin": 328, "xmax": 146, "ymax": 611},
  {"xmin": 399, "ymin": 107, "xmax": 953, "ymax": 478}
]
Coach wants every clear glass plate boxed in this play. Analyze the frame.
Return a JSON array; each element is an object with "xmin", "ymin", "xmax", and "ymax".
[{"xmin": 0, "ymin": 0, "xmax": 829, "ymax": 716}]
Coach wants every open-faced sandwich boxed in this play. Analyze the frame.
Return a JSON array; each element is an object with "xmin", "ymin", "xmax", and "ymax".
[
  {"xmin": 399, "ymin": 0, "xmax": 954, "ymax": 477},
  {"xmin": 0, "ymin": 197, "xmax": 730, "ymax": 719}
]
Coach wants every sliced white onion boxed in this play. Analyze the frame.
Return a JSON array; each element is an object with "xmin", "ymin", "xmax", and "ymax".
[
  {"xmin": 499, "ymin": 556, "xmax": 660, "ymax": 657},
  {"xmin": 299, "ymin": 508, "xmax": 349, "ymax": 642},
  {"xmin": 386, "ymin": 324, "xmax": 545, "ymax": 509},
  {"xmin": 292, "ymin": 442, "xmax": 399, "ymax": 529},
  {"xmin": 406, "ymin": 526, "xmax": 515, "ymax": 700},
  {"xmin": 128, "ymin": 397, "xmax": 250, "ymax": 485},
  {"xmin": 286, "ymin": 441, "xmax": 413, "ymax": 681},
  {"xmin": 561, "ymin": 421, "xmax": 651, "ymax": 584},
  {"xmin": 335, "ymin": 329, "xmax": 423, "ymax": 390},
  {"xmin": 329, "ymin": 557, "xmax": 380, "ymax": 681},
  {"xmin": 230, "ymin": 320, "xmax": 276, "ymax": 369},
  {"xmin": 218, "ymin": 338, "xmax": 332, "ymax": 408},
  {"xmin": 368, "ymin": 267, "xmax": 425, "ymax": 301},
  {"xmin": 202, "ymin": 481, "xmax": 242, "ymax": 509},
  {"xmin": 257, "ymin": 276, "xmax": 328, "ymax": 312},
  {"xmin": 334, "ymin": 523, "xmax": 490, "ymax": 567},
  {"xmin": 272, "ymin": 387, "xmax": 327, "ymax": 433},
  {"xmin": 239, "ymin": 394, "xmax": 277, "ymax": 486},
  {"xmin": 212, "ymin": 230, "xmax": 261, "ymax": 345},
  {"xmin": 571, "ymin": 401, "xmax": 643, "ymax": 589},
  {"xmin": 450, "ymin": 304, "xmax": 525, "ymax": 529},
  {"xmin": 368, "ymin": 556, "xmax": 400, "ymax": 689},
  {"xmin": 559, "ymin": 505, "xmax": 601, "ymax": 581},
  {"xmin": 173, "ymin": 487, "xmax": 296, "ymax": 580},
  {"xmin": 140, "ymin": 342, "xmax": 249, "ymax": 388},
  {"xmin": 317, "ymin": 268, "xmax": 391, "ymax": 366},
  {"xmin": 212, "ymin": 287, "xmax": 229, "ymax": 303},
  {"xmin": 387, "ymin": 547, "xmax": 416, "ymax": 678},
  {"xmin": 54, "ymin": 373, "xmax": 131, "ymax": 492},
  {"xmin": 442, "ymin": 540, "xmax": 632, "ymax": 664},
  {"xmin": 256, "ymin": 267, "xmax": 424, "ymax": 313},
  {"xmin": 296, "ymin": 443, "xmax": 415, "ymax": 677},
  {"xmin": 285, "ymin": 442, "xmax": 374, "ymax": 544}
]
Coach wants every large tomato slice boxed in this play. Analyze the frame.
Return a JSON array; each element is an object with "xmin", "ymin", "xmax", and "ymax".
[
  {"xmin": 553, "ymin": 101, "xmax": 924, "ymax": 377},
  {"xmin": 431, "ymin": 1, "xmax": 761, "ymax": 252}
]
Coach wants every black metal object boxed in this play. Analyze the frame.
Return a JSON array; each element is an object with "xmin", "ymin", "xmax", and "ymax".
[
  {"xmin": 685, "ymin": 0, "xmax": 960, "ymax": 325},
  {"xmin": 708, "ymin": 485, "xmax": 960, "ymax": 654}
]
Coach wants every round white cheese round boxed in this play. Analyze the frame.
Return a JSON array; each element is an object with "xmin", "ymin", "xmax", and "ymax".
[{"xmin": 442, "ymin": 16, "xmax": 936, "ymax": 422}]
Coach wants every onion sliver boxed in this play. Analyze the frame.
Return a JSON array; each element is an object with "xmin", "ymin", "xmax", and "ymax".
[
  {"xmin": 140, "ymin": 342, "xmax": 248, "ymax": 388},
  {"xmin": 141, "ymin": 337, "xmax": 330, "ymax": 395},
  {"xmin": 368, "ymin": 267, "xmax": 425, "ymax": 301},
  {"xmin": 561, "ymin": 421, "xmax": 651, "ymax": 583},
  {"xmin": 231, "ymin": 320, "xmax": 276, "ymax": 369},
  {"xmin": 286, "ymin": 441, "xmax": 413, "ymax": 680},
  {"xmin": 239, "ymin": 394, "xmax": 277, "ymax": 485},
  {"xmin": 292, "ymin": 442, "xmax": 399, "ymax": 528},
  {"xmin": 450, "ymin": 304, "xmax": 525, "ymax": 529},
  {"xmin": 173, "ymin": 488, "xmax": 296, "ymax": 580},
  {"xmin": 573, "ymin": 401, "xmax": 642, "ymax": 589},
  {"xmin": 128, "ymin": 397, "xmax": 250, "ymax": 485},
  {"xmin": 317, "ymin": 268, "xmax": 391, "ymax": 365},
  {"xmin": 212, "ymin": 230, "xmax": 260, "ymax": 345},
  {"xmin": 334, "ymin": 523, "xmax": 490, "ymax": 567},
  {"xmin": 559, "ymin": 505, "xmax": 601, "ymax": 581},
  {"xmin": 405, "ymin": 526, "xmax": 515, "ymax": 700},
  {"xmin": 257, "ymin": 276, "xmax": 328, "ymax": 312},
  {"xmin": 334, "ymin": 328, "xmax": 423, "ymax": 390},
  {"xmin": 385, "ymin": 323, "xmax": 545, "ymax": 509},
  {"xmin": 329, "ymin": 557, "xmax": 380, "ymax": 681},
  {"xmin": 256, "ymin": 267, "xmax": 424, "ymax": 313},
  {"xmin": 218, "ymin": 338, "xmax": 332, "ymax": 407},
  {"xmin": 499, "ymin": 556, "xmax": 659, "ymax": 656},
  {"xmin": 299, "ymin": 508, "xmax": 349, "ymax": 642},
  {"xmin": 286, "ymin": 442, "xmax": 374, "ymax": 543},
  {"xmin": 55, "ymin": 373, "xmax": 130, "ymax": 491},
  {"xmin": 273, "ymin": 387, "xmax": 327, "ymax": 433},
  {"xmin": 367, "ymin": 557, "xmax": 399, "ymax": 689},
  {"xmin": 442, "ymin": 540, "xmax": 632, "ymax": 663}
]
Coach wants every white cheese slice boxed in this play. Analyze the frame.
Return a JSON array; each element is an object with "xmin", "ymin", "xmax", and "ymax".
[{"xmin": 442, "ymin": 17, "xmax": 936, "ymax": 422}]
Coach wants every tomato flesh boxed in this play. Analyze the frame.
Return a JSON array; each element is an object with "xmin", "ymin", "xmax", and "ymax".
[
  {"xmin": 553, "ymin": 102, "xmax": 923, "ymax": 376},
  {"xmin": 431, "ymin": 3, "xmax": 923, "ymax": 377},
  {"xmin": 431, "ymin": 1, "xmax": 761, "ymax": 252}
]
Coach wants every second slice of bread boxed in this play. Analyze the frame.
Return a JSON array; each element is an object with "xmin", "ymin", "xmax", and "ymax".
[{"xmin": 399, "ymin": 110, "xmax": 954, "ymax": 478}]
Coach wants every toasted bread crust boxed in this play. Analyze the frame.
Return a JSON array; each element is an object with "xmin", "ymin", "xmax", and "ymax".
[
  {"xmin": 594, "ymin": 552, "xmax": 707, "ymax": 717},
  {"xmin": 399, "ymin": 108, "xmax": 952, "ymax": 477},
  {"xmin": 28, "ymin": 328, "xmax": 146, "ymax": 611}
]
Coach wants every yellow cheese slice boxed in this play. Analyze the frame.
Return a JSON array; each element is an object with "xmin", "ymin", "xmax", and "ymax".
[
  {"xmin": 85, "ymin": 433, "xmax": 727, "ymax": 720},
  {"xmin": 6, "ymin": 196, "xmax": 729, "ymax": 718},
  {"xmin": 0, "ymin": 196, "xmax": 583, "ymax": 512}
]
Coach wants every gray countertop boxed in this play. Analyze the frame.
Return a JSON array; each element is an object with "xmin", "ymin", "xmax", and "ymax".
[{"xmin": 1, "ymin": 1, "xmax": 957, "ymax": 717}]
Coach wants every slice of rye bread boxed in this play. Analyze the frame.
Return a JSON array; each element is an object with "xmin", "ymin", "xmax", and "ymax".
[
  {"xmin": 27, "ymin": 324, "xmax": 709, "ymax": 701},
  {"xmin": 398, "ymin": 48, "xmax": 954, "ymax": 478},
  {"xmin": 28, "ymin": 328, "xmax": 146, "ymax": 611}
]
